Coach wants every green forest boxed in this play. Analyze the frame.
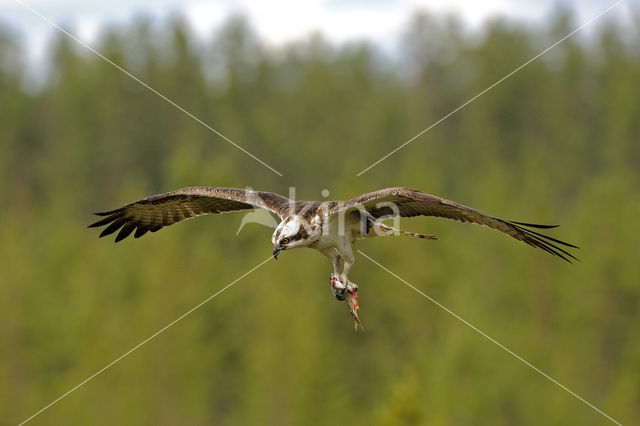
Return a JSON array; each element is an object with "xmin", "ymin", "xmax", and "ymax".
[{"xmin": 1, "ymin": 7, "xmax": 639, "ymax": 425}]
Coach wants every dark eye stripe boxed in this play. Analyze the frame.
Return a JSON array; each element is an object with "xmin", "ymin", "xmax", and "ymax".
[
  {"xmin": 289, "ymin": 230, "xmax": 308, "ymax": 242},
  {"xmin": 280, "ymin": 226, "xmax": 310, "ymax": 245}
]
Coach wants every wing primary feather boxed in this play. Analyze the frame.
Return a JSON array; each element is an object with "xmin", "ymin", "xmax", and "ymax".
[
  {"xmin": 520, "ymin": 230, "xmax": 576, "ymax": 260},
  {"xmin": 99, "ymin": 218, "xmax": 127, "ymax": 238},
  {"xmin": 115, "ymin": 222, "xmax": 136, "ymax": 242},
  {"xmin": 88, "ymin": 213, "xmax": 122, "ymax": 228},
  {"xmin": 512, "ymin": 223, "xmax": 579, "ymax": 249},
  {"xmin": 510, "ymin": 221, "xmax": 559, "ymax": 229},
  {"xmin": 519, "ymin": 234, "xmax": 572, "ymax": 262},
  {"xmin": 527, "ymin": 240, "xmax": 572, "ymax": 263},
  {"xmin": 134, "ymin": 225, "xmax": 150, "ymax": 239},
  {"xmin": 517, "ymin": 227, "xmax": 578, "ymax": 262},
  {"xmin": 522, "ymin": 238, "xmax": 557, "ymax": 257},
  {"xmin": 93, "ymin": 208, "xmax": 122, "ymax": 216}
]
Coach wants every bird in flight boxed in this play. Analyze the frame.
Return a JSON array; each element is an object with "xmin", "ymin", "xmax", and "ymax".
[{"xmin": 89, "ymin": 186, "xmax": 578, "ymax": 329}]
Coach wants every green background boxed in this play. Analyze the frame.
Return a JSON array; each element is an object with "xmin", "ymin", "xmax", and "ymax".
[{"xmin": 1, "ymin": 8, "xmax": 639, "ymax": 425}]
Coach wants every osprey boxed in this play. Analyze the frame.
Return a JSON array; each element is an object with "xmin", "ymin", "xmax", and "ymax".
[{"xmin": 89, "ymin": 186, "xmax": 577, "ymax": 328}]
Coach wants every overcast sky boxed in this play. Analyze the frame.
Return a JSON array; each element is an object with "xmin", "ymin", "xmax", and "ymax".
[{"xmin": 1, "ymin": 0, "xmax": 634, "ymax": 67}]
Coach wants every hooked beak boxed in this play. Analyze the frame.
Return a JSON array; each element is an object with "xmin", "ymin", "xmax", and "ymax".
[{"xmin": 273, "ymin": 245, "xmax": 282, "ymax": 260}]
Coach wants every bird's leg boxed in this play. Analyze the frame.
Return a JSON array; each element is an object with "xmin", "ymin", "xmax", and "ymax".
[
  {"xmin": 340, "ymin": 249, "xmax": 354, "ymax": 285},
  {"xmin": 328, "ymin": 248, "xmax": 353, "ymax": 302},
  {"xmin": 332, "ymin": 254, "xmax": 342, "ymax": 275}
]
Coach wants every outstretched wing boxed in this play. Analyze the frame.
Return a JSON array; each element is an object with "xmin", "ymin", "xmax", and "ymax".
[
  {"xmin": 326, "ymin": 187, "xmax": 578, "ymax": 262},
  {"xmin": 89, "ymin": 186, "xmax": 290, "ymax": 242}
]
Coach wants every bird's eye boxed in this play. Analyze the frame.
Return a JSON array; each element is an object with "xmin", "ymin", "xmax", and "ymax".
[{"xmin": 280, "ymin": 238, "xmax": 289, "ymax": 245}]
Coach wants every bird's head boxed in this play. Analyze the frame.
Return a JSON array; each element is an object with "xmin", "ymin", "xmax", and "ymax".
[{"xmin": 271, "ymin": 216, "xmax": 311, "ymax": 259}]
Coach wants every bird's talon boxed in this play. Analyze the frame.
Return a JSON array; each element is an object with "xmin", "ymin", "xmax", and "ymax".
[
  {"xmin": 330, "ymin": 274, "xmax": 346, "ymax": 301},
  {"xmin": 332, "ymin": 289, "xmax": 345, "ymax": 301}
]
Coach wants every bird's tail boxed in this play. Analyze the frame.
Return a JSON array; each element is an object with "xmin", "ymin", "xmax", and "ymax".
[{"xmin": 372, "ymin": 221, "xmax": 438, "ymax": 240}]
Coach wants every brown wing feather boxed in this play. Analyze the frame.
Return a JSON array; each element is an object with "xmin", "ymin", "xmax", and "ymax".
[
  {"xmin": 89, "ymin": 186, "xmax": 290, "ymax": 242},
  {"xmin": 326, "ymin": 187, "xmax": 578, "ymax": 262}
]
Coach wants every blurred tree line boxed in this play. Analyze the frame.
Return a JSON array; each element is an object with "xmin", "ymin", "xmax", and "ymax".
[{"xmin": 1, "ymin": 7, "xmax": 639, "ymax": 425}]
